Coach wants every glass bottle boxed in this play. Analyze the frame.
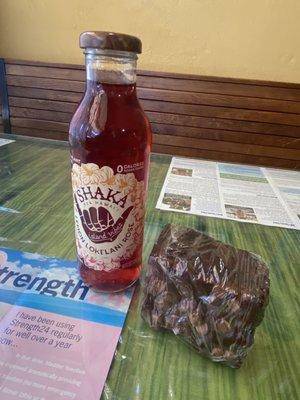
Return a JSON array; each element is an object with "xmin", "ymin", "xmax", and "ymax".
[{"xmin": 69, "ymin": 31, "xmax": 152, "ymax": 292}]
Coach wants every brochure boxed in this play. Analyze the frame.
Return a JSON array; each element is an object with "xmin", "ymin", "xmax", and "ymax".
[
  {"xmin": 156, "ymin": 157, "xmax": 300, "ymax": 230},
  {"xmin": 0, "ymin": 248, "xmax": 133, "ymax": 400},
  {"xmin": 0, "ymin": 139, "xmax": 15, "ymax": 147}
]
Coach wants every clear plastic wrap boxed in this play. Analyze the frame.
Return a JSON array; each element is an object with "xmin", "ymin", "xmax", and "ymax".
[{"xmin": 141, "ymin": 224, "xmax": 270, "ymax": 368}]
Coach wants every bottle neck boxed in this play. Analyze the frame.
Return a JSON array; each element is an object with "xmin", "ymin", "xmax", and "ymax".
[{"xmin": 85, "ymin": 49, "xmax": 137, "ymax": 85}]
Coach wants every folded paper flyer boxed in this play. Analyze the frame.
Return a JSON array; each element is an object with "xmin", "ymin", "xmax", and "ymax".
[
  {"xmin": 0, "ymin": 138, "xmax": 15, "ymax": 148},
  {"xmin": 0, "ymin": 248, "xmax": 133, "ymax": 400},
  {"xmin": 156, "ymin": 157, "xmax": 300, "ymax": 230}
]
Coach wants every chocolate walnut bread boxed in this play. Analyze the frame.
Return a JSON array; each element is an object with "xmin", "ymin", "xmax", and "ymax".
[{"xmin": 141, "ymin": 224, "xmax": 269, "ymax": 368}]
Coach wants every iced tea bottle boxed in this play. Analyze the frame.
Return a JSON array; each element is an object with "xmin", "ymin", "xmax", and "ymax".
[{"xmin": 69, "ymin": 31, "xmax": 152, "ymax": 292}]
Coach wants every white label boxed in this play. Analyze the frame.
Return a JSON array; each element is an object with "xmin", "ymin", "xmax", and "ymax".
[{"xmin": 72, "ymin": 163, "xmax": 145, "ymax": 271}]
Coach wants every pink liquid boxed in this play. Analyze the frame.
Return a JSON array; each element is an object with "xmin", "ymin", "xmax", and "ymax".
[{"xmin": 69, "ymin": 81, "xmax": 152, "ymax": 292}]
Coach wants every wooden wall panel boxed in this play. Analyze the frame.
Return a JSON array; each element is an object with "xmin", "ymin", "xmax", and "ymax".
[{"xmin": 2, "ymin": 58, "xmax": 300, "ymax": 169}]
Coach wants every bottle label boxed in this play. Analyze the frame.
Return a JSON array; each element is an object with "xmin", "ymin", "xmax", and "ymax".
[{"xmin": 72, "ymin": 163, "xmax": 145, "ymax": 271}]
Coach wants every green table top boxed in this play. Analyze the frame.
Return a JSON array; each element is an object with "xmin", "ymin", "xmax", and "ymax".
[{"xmin": 0, "ymin": 134, "xmax": 299, "ymax": 400}]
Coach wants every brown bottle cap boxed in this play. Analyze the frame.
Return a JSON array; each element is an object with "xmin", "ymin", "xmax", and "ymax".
[{"xmin": 79, "ymin": 31, "xmax": 142, "ymax": 54}]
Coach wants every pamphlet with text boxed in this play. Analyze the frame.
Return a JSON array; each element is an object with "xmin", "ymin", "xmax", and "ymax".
[
  {"xmin": 0, "ymin": 248, "xmax": 133, "ymax": 400},
  {"xmin": 156, "ymin": 157, "xmax": 300, "ymax": 230}
]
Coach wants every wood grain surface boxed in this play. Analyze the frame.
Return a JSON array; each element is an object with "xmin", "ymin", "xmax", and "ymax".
[
  {"xmin": 2, "ymin": 59, "xmax": 300, "ymax": 169},
  {"xmin": 0, "ymin": 134, "xmax": 299, "ymax": 400}
]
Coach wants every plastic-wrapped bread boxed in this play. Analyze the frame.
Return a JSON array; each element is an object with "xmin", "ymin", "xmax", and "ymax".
[{"xmin": 141, "ymin": 224, "xmax": 270, "ymax": 368}]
